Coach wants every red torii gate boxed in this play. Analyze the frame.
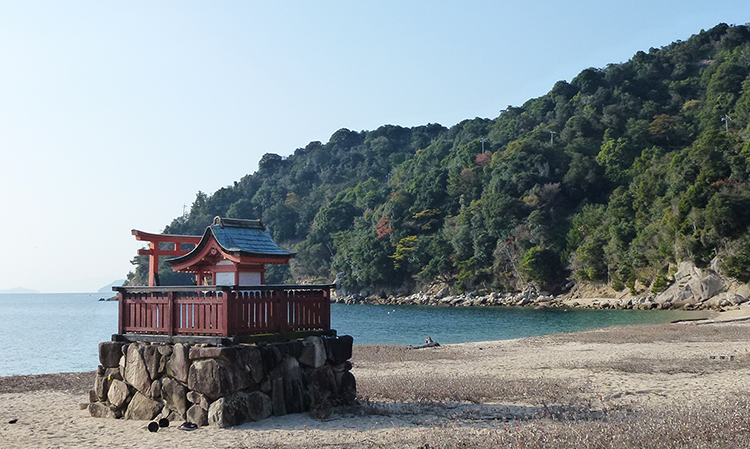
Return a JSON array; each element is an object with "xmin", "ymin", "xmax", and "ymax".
[{"xmin": 132, "ymin": 230, "xmax": 202, "ymax": 286}]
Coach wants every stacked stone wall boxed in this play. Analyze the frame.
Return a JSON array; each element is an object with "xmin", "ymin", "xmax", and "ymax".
[{"xmin": 87, "ymin": 335, "xmax": 355, "ymax": 427}]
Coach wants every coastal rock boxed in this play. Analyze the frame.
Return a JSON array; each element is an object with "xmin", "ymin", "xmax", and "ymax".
[
  {"xmin": 156, "ymin": 406, "xmax": 182, "ymax": 423},
  {"xmin": 237, "ymin": 346, "xmax": 264, "ymax": 384},
  {"xmin": 280, "ymin": 356, "xmax": 305, "ymax": 414},
  {"xmin": 285, "ymin": 376, "xmax": 306, "ymax": 414},
  {"xmin": 99, "ymin": 342, "xmax": 126, "ymax": 368},
  {"xmin": 189, "ymin": 346, "xmax": 238, "ymax": 363},
  {"xmin": 162, "ymin": 377, "xmax": 189, "ymax": 416},
  {"xmin": 673, "ymin": 261, "xmax": 695, "ymax": 281},
  {"xmin": 706, "ymin": 292, "xmax": 747, "ymax": 308},
  {"xmin": 259, "ymin": 376, "xmax": 271, "ymax": 394},
  {"xmin": 124, "ymin": 391, "xmax": 162, "ymax": 420},
  {"xmin": 657, "ymin": 283, "xmax": 695, "ymax": 306},
  {"xmin": 271, "ymin": 377, "xmax": 286, "ymax": 416},
  {"xmin": 730, "ymin": 282, "xmax": 750, "ymax": 299},
  {"xmin": 441, "ymin": 296, "xmax": 455, "ymax": 304},
  {"xmin": 88, "ymin": 402, "xmax": 120, "ymax": 419},
  {"xmin": 324, "ymin": 335, "xmax": 353, "ymax": 365},
  {"xmin": 187, "ymin": 391, "xmax": 211, "ymax": 411},
  {"xmin": 142, "ymin": 345, "xmax": 164, "ymax": 380},
  {"xmin": 188, "ymin": 359, "xmax": 252, "ymax": 401},
  {"xmin": 150, "ymin": 378, "xmax": 162, "ymax": 399},
  {"xmin": 657, "ymin": 261, "xmax": 729, "ymax": 306},
  {"xmin": 694, "ymin": 274, "xmax": 725, "ymax": 300},
  {"xmin": 123, "ymin": 344, "xmax": 152, "ymax": 396},
  {"xmin": 260, "ymin": 345, "xmax": 283, "ymax": 374},
  {"xmin": 305, "ymin": 365, "xmax": 337, "ymax": 406},
  {"xmin": 187, "ymin": 404, "xmax": 209, "ymax": 426},
  {"xmin": 157, "ymin": 345, "xmax": 173, "ymax": 357},
  {"xmin": 94, "ymin": 373, "xmax": 109, "ymax": 402},
  {"xmin": 299, "ymin": 336, "xmax": 326, "ymax": 368},
  {"xmin": 107, "ymin": 379, "xmax": 131, "ymax": 409},
  {"xmin": 332, "ymin": 361, "xmax": 353, "ymax": 373},
  {"xmin": 208, "ymin": 391, "xmax": 273, "ymax": 428},
  {"xmin": 282, "ymin": 339, "xmax": 305, "ymax": 359},
  {"xmin": 118, "ymin": 355, "xmax": 126, "ymax": 380},
  {"xmin": 339, "ymin": 371, "xmax": 357, "ymax": 405},
  {"xmin": 105, "ymin": 367, "xmax": 122, "ymax": 382},
  {"xmin": 166, "ymin": 343, "xmax": 190, "ymax": 384},
  {"xmin": 636, "ymin": 298, "xmax": 656, "ymax": 310}
]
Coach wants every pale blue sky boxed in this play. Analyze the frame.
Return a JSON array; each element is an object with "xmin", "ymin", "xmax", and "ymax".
[{"xmin": 0, "ymin": 1, "xmax": 747, "ymax": 292}]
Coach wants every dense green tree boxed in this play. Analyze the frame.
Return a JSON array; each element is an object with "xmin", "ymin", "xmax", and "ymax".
[{"xmin": 126, "ymin": 23, "xmax": 750, "ymax": 296}]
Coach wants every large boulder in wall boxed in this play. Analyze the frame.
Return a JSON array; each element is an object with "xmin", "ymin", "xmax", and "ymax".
[
  {"xmin": 124, "ymin": 391, "xmax": 162, "ymax": 421},
  {"xmin": 99, "ymin": 342, "xmax": 126, "ymax": 368},
  {"xmin": 299, "ymin": 336, "xmax": 326, "ymax": 368},
  {"xmin": 123, "ymin": 344, "xmax": 152, "ymax": 396},
  {"xmin": 208, "ymin": 391, "xmax": 273, "ymax": 428},
  {"xmin": 166, "ymin": 343, "xmax": 190, "ymax": 384},
  {"xmin": 162, "ymin": 376, "xmax": 189, "ymax": 417},
  {"xmin": 188, "ymin": 358, "xmax": 253, "ymax": 401}
]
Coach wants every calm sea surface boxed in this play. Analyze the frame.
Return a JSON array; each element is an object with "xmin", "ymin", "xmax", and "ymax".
[{"xmin": 0, "ymin": 293, "xmax": 700, "ymax": 377}]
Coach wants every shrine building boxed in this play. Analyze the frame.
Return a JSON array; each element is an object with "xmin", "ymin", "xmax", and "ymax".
[
  {"xmin": 168, "ymin": 216, "xmax": 295, "ymax": 286},
  {"xmin": 117, "ymin": 215, "xmax": 331, "ymax": 343},
  {"xmin": 133, "ymin": 216, "xmax": 295, "ymax": 287}
]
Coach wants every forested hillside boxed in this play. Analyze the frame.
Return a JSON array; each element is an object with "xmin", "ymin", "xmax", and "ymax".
[{"xmin": 128, "ymin": 23, "xmax": 750, "ymax": 297}]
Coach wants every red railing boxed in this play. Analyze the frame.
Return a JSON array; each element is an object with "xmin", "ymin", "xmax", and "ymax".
[{"xmin": 115, "ymin": 285, "xmax": 332, "ymax": 337}]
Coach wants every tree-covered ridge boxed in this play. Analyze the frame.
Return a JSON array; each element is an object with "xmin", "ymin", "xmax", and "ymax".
[{"xmin": 129, "ymin": 23, "xmax": 750, "ymax": 296}]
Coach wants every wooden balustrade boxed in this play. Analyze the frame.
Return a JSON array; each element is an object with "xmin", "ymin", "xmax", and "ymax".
[{"xmin": 115, "ymin": 285, "xmax": 332, "ymax": 338}]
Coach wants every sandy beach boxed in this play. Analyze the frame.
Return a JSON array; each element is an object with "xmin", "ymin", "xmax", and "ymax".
[{"xmin": 3, "ymin": 314, "xmax": 750, "ymax": 448}]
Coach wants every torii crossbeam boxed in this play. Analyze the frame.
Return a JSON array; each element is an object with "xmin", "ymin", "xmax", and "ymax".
[{"xmin": 131, "ymin": 230, "xmax": 201, "ymax": 286}]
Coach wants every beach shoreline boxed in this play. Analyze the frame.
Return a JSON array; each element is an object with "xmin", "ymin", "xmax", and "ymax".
[{"xmin": 2, "ymin": 317, "xmax": 750, "ymax": 448}]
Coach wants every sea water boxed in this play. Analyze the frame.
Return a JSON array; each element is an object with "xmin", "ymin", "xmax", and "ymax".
[
  {"xmin": 0, "ymin": 293, "xmax": 118, "ymax": 377},
  {"xmin": 331, "ymin": 303, "xmax": 700, "ymax": 345},
  {"xmin": 0, "ymin": 293, "xmax": 699, "ymax": 376}
]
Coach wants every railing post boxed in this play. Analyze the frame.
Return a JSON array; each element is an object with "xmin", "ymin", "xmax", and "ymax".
[
  {"xmin": 166, "ymin": 292, "xmax": 175, "ymax": 336},
  {"xmin": 273, "ymin": 289, "xmax": 284, "ymax": 334},
  {"xmin": 221, "ymin": 288, "xmax": 232, "ymax": 336},
  {"xmin": 323, "ymin": 287, "xmax": 331, "ymax": 331},
  {"xmin": 117, "ymin": 289, "xmax": 126, "ymax": 335}
]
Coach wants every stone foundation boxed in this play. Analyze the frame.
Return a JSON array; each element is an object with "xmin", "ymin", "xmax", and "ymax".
[{"xmin": 87, "ymin": 335, "xmax": 355, "ymax": 427}]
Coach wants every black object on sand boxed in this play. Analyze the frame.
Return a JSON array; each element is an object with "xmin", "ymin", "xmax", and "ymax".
[
  {"xmin": 158, "ymin": 418, "xmax": 169, "ymax": 428},
  {"xmin": 148, "ymin": 421, "xmax": 159, "ymax": 432},
  {"xmin": 178, "ymin": 421, "xmax": 198, "ymax": 431}
]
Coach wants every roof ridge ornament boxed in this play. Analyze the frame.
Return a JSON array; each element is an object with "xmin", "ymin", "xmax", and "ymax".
[{"xmin": 212, "ymin": 216, "xmax": 266, "ymax": 230}]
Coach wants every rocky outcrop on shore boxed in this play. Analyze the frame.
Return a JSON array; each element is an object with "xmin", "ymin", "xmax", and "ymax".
[
  {"xmin": 333, "ymin": 261, "xmax": 750, "ymax": 312},
  {"xmin": 333, "ymin": 290, "xmax": 677, "ymax": 310}
]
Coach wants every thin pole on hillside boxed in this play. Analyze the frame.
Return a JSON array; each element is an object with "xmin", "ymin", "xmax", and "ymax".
[{"xmin": 722, "ymin": 114, "xmax": 732, "ymax": 132}]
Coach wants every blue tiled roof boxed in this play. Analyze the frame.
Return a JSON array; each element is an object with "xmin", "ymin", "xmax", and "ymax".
[
  {"xmin": 167, "ymin": 217, "xmax": 295, "ymax": 266},
  {"xmin": 210, "ymin": 218, "xmax": 295, "ymax": 257}
]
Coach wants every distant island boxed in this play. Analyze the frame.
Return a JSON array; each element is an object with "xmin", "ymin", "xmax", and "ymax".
[
  {"xmin": 0, "ymin": 287, "xmax": 40, "ymax": 294},
  {"xmin": 97, "ymin": 280, "xmax": 126, "ymax": 293}
]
